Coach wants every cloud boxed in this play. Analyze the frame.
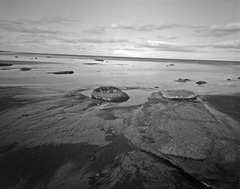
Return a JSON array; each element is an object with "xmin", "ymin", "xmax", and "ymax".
[
  {"xmin": 83, "ymin": 26, "xmax": 106, "ymax": 35},
  {"xmin": 193, "ymin": 22, "xmax": 240, "ymax": 37},
  {"xmin": 0, "ymin": 16, "xmax": 79, "ymax": 35},
  {"xmin": 109, "ymin": 23, "xmax": 182, "ymax": 31},
  {"xmin": 84, "ymin": 23, "xmax": 182, "ymax": 34},
  {"xmin": 0, "ymin": 16, "xmax": 79, "ymax": 26},
  {"xmin": 212, "ymin": 40, "xmax": 240, "ymax": 49},
  {"xmin": 137, "ymin": 40, "xmax": 196, "ymax": 52},
  {"xmin": 0, "ymin": 21, "xmax": 64, "ymax": 35},
  {"xmin": 58, "ymin": 38, "xmax": 130, "ymax": 44}
]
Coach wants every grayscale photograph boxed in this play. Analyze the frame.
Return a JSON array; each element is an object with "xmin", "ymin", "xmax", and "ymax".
[{"xmin": 0, "ymin": 0, "xmax": 240, "ymax": 188}]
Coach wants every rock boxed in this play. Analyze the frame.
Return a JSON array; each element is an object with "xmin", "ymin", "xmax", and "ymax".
[
  {"xmin": 196, "ymin": 81, "xmax": 207, "ymax": 85},
  {"xmin": 49, "ymin": 71, "xmax": 74, "ymax": 74},
  {"xmin": 162, "ymin": 90, "xmax": 197, "ymax": 100},
  {"xmin": 20, "ymin": 67, "xmax": 31, "ymax": 71},
  {"xmin": 227, "ymin": 78, "xmax": 231, "ymax": 81},
  {"xmin": 95, "ymin": 59, "xmax": 104, "ymax": 62},
  {"xmin": 91, "ymin": 86, "xmax": 129, "ymax": 102},
  {"xmin": 176, "ymin": 78, "xmax": 190, "ymax": 82},
  {"xmin": 154, "ymin": 86, "xmax": 159, "ymax": 88},
  {"xmin": 238, "ymin": 77, "xmax": 240, "ymax": 79},
  {"xmin": 35, "ymin": 57, "xmax": 37, "ymax": 59},
  {"xmin": 0, "ymin": 63, "xmax": 13, "ymax": 66},
  {"xmin": 83, "ymin": 63, "xmax": 99, "ymax": 65},
  {"xmin": 15, "ymin": 56, "xmax": 18, "ymax": 58}
]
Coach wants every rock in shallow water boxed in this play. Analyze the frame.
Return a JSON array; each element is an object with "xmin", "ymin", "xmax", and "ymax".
[
  {"xmin": 91, "ymin": 86, "xmax": 129, "ymax": 102},
  {"xmin": 162, "ymin": 90, "xmax": 197, "ymax": 100}
]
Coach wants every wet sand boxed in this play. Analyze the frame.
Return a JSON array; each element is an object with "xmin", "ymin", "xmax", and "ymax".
[{"xmin": 0, "ymin": 53, "xmax": 240, "ymax": 189}]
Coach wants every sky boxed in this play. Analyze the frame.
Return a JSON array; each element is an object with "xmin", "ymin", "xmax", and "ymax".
[{"xmin": 0, "ymin": 0, "xmax": 240, "ymax": 60}]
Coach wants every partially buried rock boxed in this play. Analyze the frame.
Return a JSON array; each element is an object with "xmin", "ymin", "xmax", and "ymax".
[
  {"xmin": 50, "ymin": 71, "xmax": 74, "ymax": 74},
  {"xmin": 196, "ymin": 81, "xmax": 207, "ymax": 85},
  {"xmin": 92, "ymin": 86, "xmax": 129, "ymax": 102},
  {"xmin": 162, "ymin": 90, "xmax": 197, "ymax": 100},
  {"xmin": 20, "ymin": 67, "xmax": 31, "ymax": 71},
  {"xmin": 176, "ymin": 78, "xmax": 190, "ymax": 82}
]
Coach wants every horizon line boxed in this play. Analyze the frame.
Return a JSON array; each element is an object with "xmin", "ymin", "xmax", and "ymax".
[{"xmin": 0, "ymin": 50, "xmax": 239, "ymax": 63}]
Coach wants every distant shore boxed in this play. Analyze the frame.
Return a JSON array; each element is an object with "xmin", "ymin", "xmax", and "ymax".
[{"xmin": 1, "ymin": 50, "xmax": 240, "ymax": 65}]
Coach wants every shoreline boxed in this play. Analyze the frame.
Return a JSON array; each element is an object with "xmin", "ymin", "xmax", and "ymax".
[{"xmin": 1, "ymin": 50, "xmax": 240, "ymax": 65}]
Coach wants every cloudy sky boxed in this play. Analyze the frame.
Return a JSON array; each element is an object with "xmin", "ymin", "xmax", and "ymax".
[{"xmin": 0, "ymin": 0, "xmax": 240, "ymax": 60}]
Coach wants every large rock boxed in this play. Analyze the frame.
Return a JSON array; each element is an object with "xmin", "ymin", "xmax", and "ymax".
[
  {"xmin": 91, "ymin": 86, "xmax": 129, "ymax": 102},
  {"xmin": 162, "ymin": 90, "xmax": 197, "ymax": 100}
]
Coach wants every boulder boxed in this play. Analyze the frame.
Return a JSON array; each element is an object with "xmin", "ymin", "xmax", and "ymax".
[
  {"xmin": 196, "ymin": 81, "xmax": 207, "ymax": 85},
  {"xmin": 162, "ymin": 90, "xmax": 197, "ymax": 100},
  {"xmin": 91, "ymin": 86, "xmax": 129, "ymax": 102},
  {"xmin": 20, "ymin": 67, "xmax": 31, "ymax": 71}
]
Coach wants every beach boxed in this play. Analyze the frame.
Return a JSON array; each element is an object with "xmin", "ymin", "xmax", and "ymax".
[{"xmin": 0, "ymin": 52, "xmax": 240, "ymax": 189}]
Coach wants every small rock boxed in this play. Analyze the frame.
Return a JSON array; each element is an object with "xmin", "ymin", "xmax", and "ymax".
[
  {"xmin": 35, "ymin": 57, "xmax": 37, "ymax": 59},
  {"xmin": 238, "ymin": 77, "xmax": 240, "ymax": 79},
  {"xmin": 95, "ymin": 59, "xmax": 104, "ymax": 62},
  {"xmin": 0, "ymin": 63, "xmax": 13, "ymax": 66},
  {"xmin": 154, "ymin": 86, "xmax": 159, "ymax": 88},
  {"xmin": 15, "ymin": 56, "xmax": 18, "ymax": 58},
  {"xmin": 196, "ymin": 81, "xmax": 207, "ymax": 85},
  {"xmin": 49, "ymin": 71, "xmax": 74, "ymax": 74},
  {"xmin": 92, "ymin": 86, "xmax": 129, "ymax": 102},
  {"xmin": 227, "ymin": 78, "xmax": 231, "ymax": 81},
  {"xmin": 20, "ymin": 67, "xmax": 31, "ymax": 71},
  {"xmin": 162, "ymin": 90, "xmax": 197, "ymax": 100},
  {"xmin": 83, "ymin": 63, "xmax": 99, "ymax": 65},
  {"xmin": 176, "ymin": 78, "xmax": 190, "ymax": 82},
  {"xmin": 95, "ymin": 172, "xmax": 100, "ymax": 177},
  {"xmin": 91, "ymin": 156, "xmax": 96, "ymax": 161}
]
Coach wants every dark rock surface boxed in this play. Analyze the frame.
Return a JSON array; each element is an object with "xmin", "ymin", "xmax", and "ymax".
[
  {"xmin": 20, "ymin": 67, "xmax": 31, "ymax": 71},
  {"xmin": 0, "ymin": 87, "xmax": 239, "ymax": 189},
  {"xmin": 92, "ymin": 86, "xmax": 129, "ymax": 102},
  {"xmin": 49, "ymin": 71, "xmax": 74, "ymax": 74},
  {"xmin": 196, "ymin": 81, "xmax": 207, "ymax": 85}
]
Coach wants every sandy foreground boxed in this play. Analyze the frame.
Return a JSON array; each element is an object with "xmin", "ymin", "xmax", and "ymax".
[{"xmin": 0, "ymin": 53, "xmax": 240, "ymax": 189}]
